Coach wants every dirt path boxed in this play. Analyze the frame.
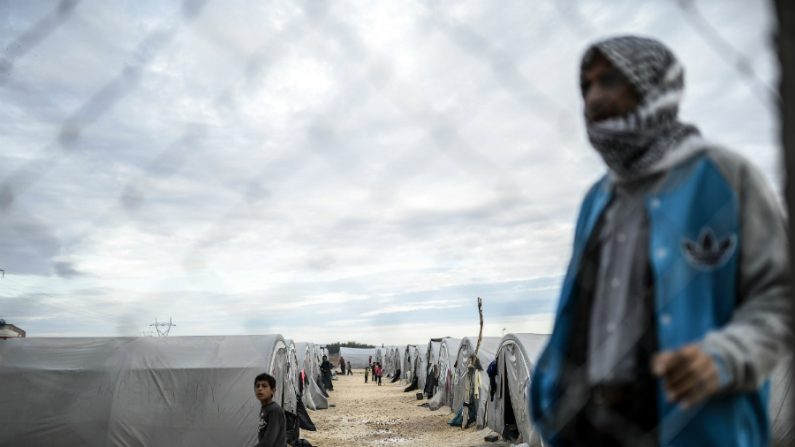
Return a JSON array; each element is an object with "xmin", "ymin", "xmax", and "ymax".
[{"xmin": 302, "ymin": 371, "xmax": 509, "ymax": 447}]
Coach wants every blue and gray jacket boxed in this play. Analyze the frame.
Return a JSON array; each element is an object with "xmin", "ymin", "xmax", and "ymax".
[{"xmin": 530, "ymin": 138, "xmax": 791, "ymax": 447}]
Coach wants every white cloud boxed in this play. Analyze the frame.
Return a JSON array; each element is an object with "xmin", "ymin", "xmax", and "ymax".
[{"xmin": 0, "ymin": 0, "xmax": 780, "ymax": 347}]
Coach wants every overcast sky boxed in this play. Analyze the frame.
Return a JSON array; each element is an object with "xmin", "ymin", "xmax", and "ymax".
[{"xmin": 0, "ymin": 0, "xmax": 781, "ymax": 345}]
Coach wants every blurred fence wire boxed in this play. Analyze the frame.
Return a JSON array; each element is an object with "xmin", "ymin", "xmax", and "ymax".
[{"xmin": 0, "ymin": 1, "xmax": 781, "ymax": 332}]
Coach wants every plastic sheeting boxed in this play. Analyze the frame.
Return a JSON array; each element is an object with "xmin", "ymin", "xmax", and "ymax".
[
  {"xmin": 488, "ymin": 333, "xmax": 548, "ymax": 445},
  {"xmin": 427, "ymin": 337, "xmax": 461, "ymax": 411},
  {"xmin": 295, "ymin": 342, "xmax": 328, "ymax": 410},
  {"xmin": 404, "ymin": 345, "xmax": 423, "ymax": 384},
  {"xmin": 384, "ymin": 346, "xmax": 401, "ymax": 377},
  {"xmin": 338, "ymin": 347, "xmax": 376, "ymax": 369},
  {"xmin": 451, "ymin": 336, "xmax": 501, "ymax": 429},
  {"xmin": 0, "ymin": 335, "xmax": 288, "ymax": 447}
]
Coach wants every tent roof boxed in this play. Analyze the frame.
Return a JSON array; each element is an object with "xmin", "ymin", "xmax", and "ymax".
[
  {"xmin": 0, "ymin": 335, "xmax": 287, "ymax": 446},
  {"xmin": 498, "ymin": 333, "xmax": 549, "ymax": 366},
  {"xmin": 0, "ymin": 335, "xmax": 285, "ymax": 370},
  {"xmin": 457, "ymin": 336, "xmax": 501, "ymax": 368}
]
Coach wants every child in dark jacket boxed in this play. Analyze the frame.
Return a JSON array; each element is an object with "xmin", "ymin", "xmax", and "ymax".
[{"xmin": 254, "ymin": 372, "xmax": 286, "ymax": 447}]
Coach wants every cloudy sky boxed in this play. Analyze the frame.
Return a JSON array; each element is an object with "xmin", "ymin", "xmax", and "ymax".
[{"xmin": 0, "ymin": 0, "xmax": 781, "ymax": 345}]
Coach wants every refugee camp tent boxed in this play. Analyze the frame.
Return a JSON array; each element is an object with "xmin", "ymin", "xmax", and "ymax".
[
  {"xmin": 385, "ymin": 346, "xmax": 401, "ymax": 378},
  {"xmin": 0, "ymin": 335, "xmax": 292, "ymax": 447},
  {"xmin": 295, "ymin": 342, "xmax": 329, "ymax": 410},
  {"xmin": 393, "ymin": 346, "xmax": 400, "ymax": 375},
  {"xmin": 450, "ymin": 336, "xmax": 502, "ymax": 429},
  {"xmin": 313, "ymin": 344, "xmax": 331, "ymax": 396},
  {"xmin": 427, "ymin": 337, "xmax": 461, "ymax": 411},
  {"xmin": 403, "ymin": 345, "xmax": 415, "ymax": 383},
  {"xmin": 284, "ymin": 340, "xmax": 301, "ymax": 412},
  {"xmin": 770, "ymin": 355, "xmax": 794, "ymax": 446},
  {"xmin": 488, "ymin": 333, "xmax": 548, "ymax": 445},
  {"xmin": 386, "ymin": 346, "xmax": 403, "ymax": 382},
  {"xmin": 375, "ymin": 346, "xmax": 384, "ymax": 366},
  {"xmin": 339, "ymin": 347, "xmax": 377, "ymax": 369},
  {"xmin": 423, "ymin": 339, "xmax": 443, "ymax": 396}
]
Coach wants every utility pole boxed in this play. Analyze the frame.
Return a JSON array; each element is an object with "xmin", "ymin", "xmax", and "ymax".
[{"xmin": 149, "ymin": 317, "xmax": 176, "ymax": 337}]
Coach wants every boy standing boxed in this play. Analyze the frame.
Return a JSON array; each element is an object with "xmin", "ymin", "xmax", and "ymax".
[{"xmin": 254, "ymin": 373, "xmax": 286, "ymax": 447}]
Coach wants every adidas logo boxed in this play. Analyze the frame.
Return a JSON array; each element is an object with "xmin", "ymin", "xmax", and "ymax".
[{"xmin": 681, "ymin": 228, "xmax": 736, "ymax": 270}]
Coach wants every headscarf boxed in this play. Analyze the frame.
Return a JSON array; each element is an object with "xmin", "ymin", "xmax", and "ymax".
[{"xmin": 581, "ymin": 36, "xmax": 699, "ymax": 179}]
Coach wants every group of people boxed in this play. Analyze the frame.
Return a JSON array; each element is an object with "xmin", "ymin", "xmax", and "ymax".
[
  {"xmin": 338, "ymin": 357, "xmax": 353, "ymax": 376},
  {"xmin": 364, "ymin": 361, "xmax": 383, "ymax": 385},
  {"xmin": 252, "ymin": 34, "xmax": 792, "ymax": 447}
]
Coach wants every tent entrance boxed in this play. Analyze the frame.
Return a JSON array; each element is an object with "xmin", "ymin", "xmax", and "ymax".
[{"xmin": 502, "ymin": 357, "xmax": 520, "ymax": 442}]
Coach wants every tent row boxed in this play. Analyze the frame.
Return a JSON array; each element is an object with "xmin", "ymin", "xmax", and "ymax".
[
  {"xmin": 0, "ymin": 335, "xmax": 333, "ymax": 446},
  {"xmin": 399, "ymin": 333, "xmax": 793, "ymax": 447},
  {"xmin": 392, "ymin": 333, "xmax": 547, "ymax": 445}
]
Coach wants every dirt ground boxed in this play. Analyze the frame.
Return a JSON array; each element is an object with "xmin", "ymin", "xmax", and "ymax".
[{"xmin": 302, "ymin": 370, "xmax": 511, "ymax": 447}]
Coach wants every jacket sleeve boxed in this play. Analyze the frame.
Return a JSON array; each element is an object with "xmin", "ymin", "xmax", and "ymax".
[{"xmin": 702, "ymin": 157, "xmax": 793, "ymax": 391}]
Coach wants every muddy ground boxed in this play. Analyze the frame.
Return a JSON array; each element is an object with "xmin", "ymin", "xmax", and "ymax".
[{"xmin": 302, "ymin": 370, "xmax": 511, "ymax": 447}]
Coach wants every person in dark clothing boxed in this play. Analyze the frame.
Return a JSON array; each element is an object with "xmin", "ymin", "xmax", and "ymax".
[
  {"xmin": 339, "ymin": 356, "xmax": 346, "ymax": 375},
  {"xmin": 319, "ymin": 355, "xmax": 334, "ymax": 391},
  {"xmin": 364, "ymin": 364, "xmax": 369, "ymax": 383},
  {"xmin": 347, "ymin": 361, "xmax": 353, "ymax": 376},
  {"xmin": 254, "ymin": 372, "xmax": 286, "ymax": 447}
]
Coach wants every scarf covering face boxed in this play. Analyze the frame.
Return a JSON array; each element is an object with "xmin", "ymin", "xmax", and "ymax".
[{"xmin": 582, "ymin": 36, "xmax": 699, "ymax": 179}]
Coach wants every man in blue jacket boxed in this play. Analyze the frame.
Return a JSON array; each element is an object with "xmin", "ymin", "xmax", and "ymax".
[{"xmin": 530, "ymin": 35, "xmax": 791, "ymax": 447}]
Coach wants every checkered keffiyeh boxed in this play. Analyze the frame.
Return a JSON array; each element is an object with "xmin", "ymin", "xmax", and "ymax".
[{"xmin": 582, "ymin": 36, "xmax": 699, "ymax": 180}]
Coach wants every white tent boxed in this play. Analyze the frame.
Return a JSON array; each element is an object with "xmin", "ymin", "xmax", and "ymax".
[
  {"xmin": 403, "ymin": 345, "xmax": 414, "ymax": 383},
  {"xmin": 488, "ymin": 333, "xmax": 548, "ymax": 446},
  {"xmin": 385, "ymin": 346, "xmax": 401, "ymax": 378},
  {"xmin": 338, "ymin": 346, "xmax": 376, "ymax": 369},
  {"xmin": 427, "ymin": 337, "xmax": 461, "ymax": 411},
  {"xmin": 284, "ymin": 340, "xmax": 301, "ymax": 414},
  {"xmin": 422, "ymin": 339, "xmax": 443, "ymax": 396},
  {"xmin": 403, "ymin": 345, "xmax": 422, "ymax": 384},
  {"xmin": 374, "ymin": 346, "xmax": 384, "ymax": 366},
  {"xmin": 451, "ymin": 336, "xmax": 502, "ymax": 429},
  {"xmin": 0, "ymin": 335, "xmax": 290, "ymax": 447},
  {"xmin": 414, "ymin": 344, "xmax": 429, "ymax": 390},
  {"xmin": 295, "ymin": 342, "xmax": 328, "ymax": 410}
]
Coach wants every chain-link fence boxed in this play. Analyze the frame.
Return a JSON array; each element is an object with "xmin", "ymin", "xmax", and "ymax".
[{"xmin": 0, "ymin": 0, "xmax": 790, "ymax": 445}]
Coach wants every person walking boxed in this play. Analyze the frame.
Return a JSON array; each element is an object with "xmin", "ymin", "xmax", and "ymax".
[
  {"xmin": 530, "ymin": 35, "xmax": 791, "ymax": 447},
  {"xmin": 319, "ymin": 355, "xmax": 334, "ymax": 392}
]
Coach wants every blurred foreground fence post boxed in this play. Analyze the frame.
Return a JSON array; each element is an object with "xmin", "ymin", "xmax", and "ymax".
[{"xmin": 775, "ymin": 0, "xmax": 795, "ymax": 438}]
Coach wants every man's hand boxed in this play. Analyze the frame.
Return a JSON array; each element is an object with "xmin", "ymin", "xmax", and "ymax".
[{"xmin": 651, "ymin": 344, "xmax": 720, "ymax": 408}]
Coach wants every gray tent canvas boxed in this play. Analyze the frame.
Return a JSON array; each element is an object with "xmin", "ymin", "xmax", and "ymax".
[
  {"xmin": 423, "ymin": 339, "xmax": 442, "ymax": 394},
  {"xmin": 0, "ymin": 335, "xmax": 290, "ymax": 447},
  {"xmin": 488, "ymin": 333, "xmax": 548, "ymax": 446},
  {"xmin": 386, "ymin": 346, "xmax": 401, "ymax": 378},
  {"xmin": 402, "ymin": 345, "xmax": 413, "ymax": 382},
  {"xmin": 427, "ymin": 337, "xmax": 461, "ymax": 411},
  {"xmin": 403, "ymin": 345, "xmax": 420, "ymax": 383},
  {"xmin": 295, "ymin": 342, "xmax": 328, "ymax": 410},
  {"xmin": 451, "ymin": 336, "xmax": 501, "ymax": 429}
]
